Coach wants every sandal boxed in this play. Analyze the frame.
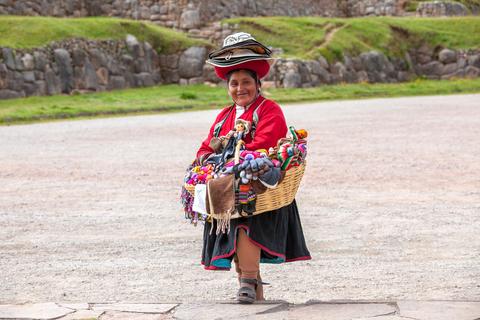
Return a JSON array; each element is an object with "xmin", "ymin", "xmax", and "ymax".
[{"xmin": 237, "ymin": 278, "xmax": 257, "ymax": 304}]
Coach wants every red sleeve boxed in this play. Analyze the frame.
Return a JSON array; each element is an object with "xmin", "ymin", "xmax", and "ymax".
[
  {"xmin": 245, "ymin": 100, "xmax": 287, "ymax": 151},
  {"xmin": 196, "ymin": 107, "xmax": 230, "ymax": 161}
]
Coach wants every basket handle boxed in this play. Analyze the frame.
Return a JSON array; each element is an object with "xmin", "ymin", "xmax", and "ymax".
[{"xmin": 234, "ymin": 140, "xmax": 245, "ymax": 164}]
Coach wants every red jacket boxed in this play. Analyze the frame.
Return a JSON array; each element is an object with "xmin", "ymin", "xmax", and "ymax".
[{"xmin": 196, "ymin": 95, "xmax": 287, "ymax": 160}]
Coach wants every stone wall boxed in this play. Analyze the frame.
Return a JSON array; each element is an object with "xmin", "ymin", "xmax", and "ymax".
[
  {"xmin": 0, "ymin": 0, "xmax": 412, "ymax": 26},
  {"xmin": 416, "ymin": 1, "xmax": 469, "ymax": 16},
  {"xmin": 345, "ymin": 0, "xmax": 407, "ymax": 16},
  {"xmin": 261, "ymin": 48, "xmax": 480, "ymax": 88},
  {"xmin": 0, "ymin": 36, "xmax": 165, "ymax": 99},
  {"xmin": 411, "ymin": 46, "xmax": 480, "ymax": 80},
  {"xmin": 2, "ymin": 35, "xmax": 479, "ymax": 99}
]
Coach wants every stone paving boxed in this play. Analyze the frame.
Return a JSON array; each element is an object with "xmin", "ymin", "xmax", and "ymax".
[{"xmin": 1, "ymin": 300, "xmax": 479, "ymax": 320}]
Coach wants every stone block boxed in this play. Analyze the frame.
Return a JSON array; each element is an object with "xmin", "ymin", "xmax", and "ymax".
[
  {"xmin": 23, "ymin": 71, "xmax": 35, "ymax": 82},
  {"xmin": 33, "ymin": 51, "xmax": 48, "ymax": 71},
  {"xmin": 99, "ymin": 311, "xmax": 174, "ymax": 320},
  {"xmin": 54, "ymin": 48, "xmax": 74, "ymax": 93},
  {"xmin": 162, "ymin": 70, "xmax": 179, "ymax": 84},
  {"xmin": 202, "ymin": 64, "xmax": 219, "ymax": 83},
  {"xmin": 134, "ymin": 72, "xmax": 154, "ymax": 86},
  {"xmin": 288, "ymin": 303, "xmax": 396, "ymax": 320},
  {"xmin": 72, "ymin": 48, "xmax": 87, "ymax": 66},
  {"xmin": 438, "ymin": 48, "xmax": 457, "ymax": 64},
  {"xmin": 398, "ymin": 300, "xmax": 480, "ymax": 320},
  {"xmin": 465, "ymin": 66, "xmax": 480, "ymax": 78},
  {"xmin": 397, "ymin": 71, "xmax": 413, "ymax": 82},
  {"xmin": 344, "ymin": 70, "xmax": 359, "ymax": 83},
  {"xmin": 22, "ymin": 82, "xmax": 37, "ymax": 96},
  {"xmin": 89, "ymin": 48, "xmax": 108, "ymax": 68},
  {"xmin": 34, "ymin": 70, "xmax": 44, "ymax": 80},
  {"xmin": 84, "ymin": 59, "xmax": 98, "ymax": 90},
  {"xmin": 0, "ymin": 89, "xmax": 22, "ymax": 99},
  {"xmin": 159, "ymin": 54, "xmax": 179, "ymax": 69},
  {"xmin": 96, "ymin": 67, "xmax": 109, "ymax": 85},
  {"xmin": 35, "ymin": 80, "xmax": 47, "ymax": 95},
  {"xmin": 352, "ymin": 57, "xmax": 363, "ymax": 72},
  {"xmin": 139, "ymin": 6, "xmax": 151, "ymax": 20},
  {"xmin": 21, "ymin": 53, "xmax": 35, "ymax": 70},
  {"xmin": 178, "ymin": 47, "xmax": 206, "ymax": 78},
  {"xmin": 0, "ymin": 303, "xmax": 73, "ymax": 319},
  {"xmin": 298, "ymin": 62, "xmax": 312, "ymax": 83},
  {"xmin": 92, "ymin": 303, "xmax": 177, "ymax": 314},
  {"xmin": 60, "ymin": 309, "xmax": 104, "ymax": 320},
  {"xmin": 14, "ymin": 55, "xmax": 25, "ymax": 71},
  {"xmin": 305, "ymin": 60, "xmax": 322, "ymax": 75},
  {"xmin": 1, "ymin": 48, "xmax": 15, "ymax": 70},
  {"xmin": 134, "ymin": 58, "xmax": 147, "ymax": 73},
  {"xmin": 283, "ymin": 69, "xmax": 302, "ymax": 88},
  {"xmin": 457, "ymin": 57, "xmax": 467, "ymax": 69},
  {"xmin": 188, "ymin": 77, "xmax": 204, "ymax": 85},
  {"xmin": 419, "ymin": 61, "xmax": 443, "ymax": 76},
  {"xmin": 442, "ymin": 62, "xmax": 458, "ymax": 75},
  {"xmin": 360, "ymin": 51, "xmax": 389, "ymax": 73},
  {"xmin": 173, "ymin": 302, "xmax": 280, "ymax": 320},
  {"xmin": 468, "ymin": 54, "xmax": 480, "ymax": 68},
  {"xmin": 180, "ymin": 5, "xmax": 201, "ymax": 29},
  {"xmin": 10, "ymin": 71, "xmax": 24, "ymax": 89},
  {"xmin": 126, "ymin": 34, "xmax": 143, "ymax": 58},
  {"xmin": 45, "ymin": 68, "xmax": 61, "ymax": 95},
  {"xmin": 109, "ymin": 76, "xmax": 126, "ymax": 90}
]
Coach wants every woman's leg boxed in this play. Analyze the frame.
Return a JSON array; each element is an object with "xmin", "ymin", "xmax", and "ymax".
[
  {"xmin": 237, "ymin": 228, "xmax": 260, "ymax": 279},
  {"xmin": 236, "ymin": 228, "xmax": 264, "ymax": 301}
]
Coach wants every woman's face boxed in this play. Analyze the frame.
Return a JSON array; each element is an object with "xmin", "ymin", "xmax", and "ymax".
[{"xmin": 228, "ymin": 70, "xmax": 258, "ymax": 107}]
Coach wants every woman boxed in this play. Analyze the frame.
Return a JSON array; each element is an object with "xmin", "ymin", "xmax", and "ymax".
[{"xmin": 196, "ymin": 33, "xmax": 311, "ymax": 303}]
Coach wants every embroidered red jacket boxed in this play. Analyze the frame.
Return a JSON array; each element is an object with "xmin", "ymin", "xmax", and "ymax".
[{"xmin": 196, "ymin": 95, "xmax": 288, "ymax": 160}]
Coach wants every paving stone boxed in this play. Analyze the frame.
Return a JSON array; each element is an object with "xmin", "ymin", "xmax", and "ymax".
[
  {"xmin": 173, "ymin": 302, "xmax": 282, "ymax": 320},
  {"xmin": 99, "ymin": 311, "xmax": 173, "ymax": 320},
  {"xmin": 353, "ymin": 316, "xmax": 411, "ymax": 320},
  {"xmin": 60, "ymin": 309, "xmax": 104, "ymax": 319},
  {"xmin": 92, "ymin": 303, "xmax": 177, "ymax": 314},
  {"xmin": 58, "ymin": 303, "xmax": 90, "ymax": 310},
  {"xmin": 398, "ymin": 300, "xmax": 480, "ymax": 320},
  {"xmin": 287, "ymin": 303, "xmax": 396, "ymax": 320},
  {"xmin": 0, "ymin": 302, "xmax": 74, "ymax": 319},
  {"xmin": 233, "ymin": 310, "xmax": 289, "ymax": 320}
]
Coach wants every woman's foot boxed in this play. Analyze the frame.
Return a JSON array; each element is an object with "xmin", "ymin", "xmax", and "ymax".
[{"xmin": 237, "ymin": 278, "xmax": 257, "ymax": 304}]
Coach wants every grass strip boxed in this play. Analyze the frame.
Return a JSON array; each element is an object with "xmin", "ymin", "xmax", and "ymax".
[
  {"xmin": 1, "ymin": 78, "xmax": 480, "ymax": 125},
  {"xmin": 225, "ymin": 16, "xmax": 480, "ymax": 61},
  {"xmin": 0, "ymin": 16, "xmax": 208, "ymax": 53}
]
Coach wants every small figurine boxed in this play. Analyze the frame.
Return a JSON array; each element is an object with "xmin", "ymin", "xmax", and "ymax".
[{"xmin": 233, "ymin": 119, "xmax": 250, "ymax": 142}]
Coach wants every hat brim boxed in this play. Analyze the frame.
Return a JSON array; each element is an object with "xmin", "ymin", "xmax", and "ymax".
[
  {"xmin": 208, "ymin": 39, "xmax": 272, "ymax": 59},
  {"xmin": 210, "ymin": 59, "xmax": 272, "ymax": 80}
]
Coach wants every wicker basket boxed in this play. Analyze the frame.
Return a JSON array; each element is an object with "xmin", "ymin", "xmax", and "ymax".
[{"xmin": 184, "ymin": 140, "xmax": 306, "ymax": 219}]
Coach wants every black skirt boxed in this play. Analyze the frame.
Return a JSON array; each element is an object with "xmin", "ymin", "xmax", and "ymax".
[{"xmin": 201, "ymin": 200, "xmax": 311, "ymax": 270}]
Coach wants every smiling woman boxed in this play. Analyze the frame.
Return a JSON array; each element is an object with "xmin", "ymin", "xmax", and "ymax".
[
  {"xmin": 227, "ymin": 69, "xmax": 259, "ymax": 107},
  {"xmin": 189, "ymin": 32, "xmax": 311, "ymax": 304}
]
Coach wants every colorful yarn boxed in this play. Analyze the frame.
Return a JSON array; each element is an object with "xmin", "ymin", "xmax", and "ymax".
[{"xmin": 184, "ymin": 164, "xmax": 215, "ymax": 186}]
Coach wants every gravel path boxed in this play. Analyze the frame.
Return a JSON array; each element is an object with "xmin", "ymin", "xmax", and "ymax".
[{"xmin": 1, "ymin": 94, "xmax": 479, "ymax": 304}]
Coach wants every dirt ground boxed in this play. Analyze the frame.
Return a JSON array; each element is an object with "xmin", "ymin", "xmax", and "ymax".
[{"xmin": 1, "ymin": 94, "xmax": 479, "ymax": 304}]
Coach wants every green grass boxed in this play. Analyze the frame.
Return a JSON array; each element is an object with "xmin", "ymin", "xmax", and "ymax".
[
  {"xmin": 2, "ymin": 78, "xmax": 480, "ymax": 125},
  {"xmin": 224, "ymin": 16, "xmax": 480, "ymax": 61},
  {"xmin": 0, "ymin": 16, "xmax": 209, "ymax": 54}
]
